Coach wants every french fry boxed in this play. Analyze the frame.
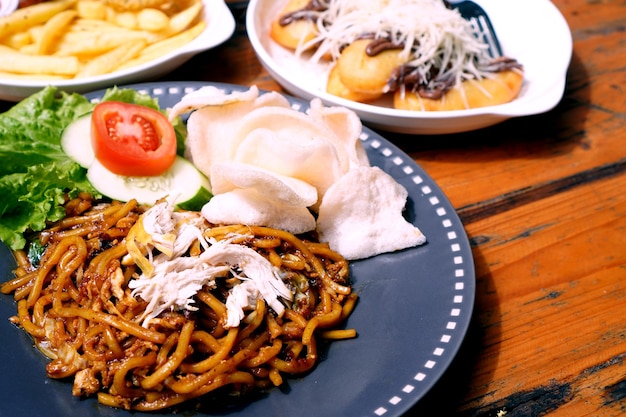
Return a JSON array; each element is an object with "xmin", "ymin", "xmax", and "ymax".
[
  {"xmin": 67, "ymin": 18, "xmax": 163, "ymax": 42},
  {"xmin": 113, "ymin": 11, "xmax": 138, "ymax": 29},
  {"xmin": 69, "ymin": 17, "xmax": 135, "ymax": 32},
  {"xmin": 0, "ymin": 71, "xmax": 71, "ymax": 80},
  {"xmin": 143, "ymin": 20, "xmax": 205, "ymax": 56},
  {"xmin": 18, "ymin": 44, "xmax": 39, "ymax": 55},
  {"xmin": 118, "ymin": 21, "xmax": 206, "ymax": 70},
  {"xmin": 0, "ymin": 0, "xmax": 206, "ymax": 80},
  {"xmin": 26, "ymin": 25, "xmax": 44, "ymax": 45},
  {"xmin": 168, "ymin": 0, "xmax": 202, "ymax": 34},
  {"xmin": 0, "ymin": 0, "xmax": 77, "ymax": 40},
  {"xmin": 0, "ymin": 45, "xmax": 79, "ymax": 75},
  {"xmin": 76, "ymin": 39, "xmax": 146, "ymax": 77},
  {"xmin": 55, "ymin": 28, "xmax": 153, "ymax": 56},
  {"xmin": 36, "ymin": 10, "xmax": 77, "ymax": 55},
  {"xmin": 137, "ymin": 8, "xmax": 170, "ymax": 32},
  {"xmin": 75, "ymin": 1, "xmax": 106, "ymax": 19},
  {"xmin": 4, "ymin": 32, "xmax": 32, "ymax": 50}
]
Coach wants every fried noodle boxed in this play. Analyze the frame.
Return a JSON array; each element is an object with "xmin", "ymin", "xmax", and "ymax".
[{"xmin": 0, "ymin": 194, "xmax": 357, "ymax": 411}]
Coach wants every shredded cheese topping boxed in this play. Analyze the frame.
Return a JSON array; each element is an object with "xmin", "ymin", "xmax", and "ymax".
[
  {"xmin": 126, "ymin": 201, "xmax": 293, "ymax": 328},
  {"xmin": 298, "ymin": 0, "xmax": 494, "ymax": 90}
]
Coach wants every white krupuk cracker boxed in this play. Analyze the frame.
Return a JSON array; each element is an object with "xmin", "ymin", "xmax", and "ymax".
[
  {"xmin": 232, "ymin": 106, "xmax": 348, "ymax": 200},
  {"xmin": 179, "ymin": 87, "xmax": 291, "ymax": 178},
  {"xmin": 172, "ymin": 86, "xmax": 426, "ymax": 260},
  {"xmin": 306, "ymin": 99, "xmax": 370, "ymax": 168},
  {"xmin": 210, "ymin": 162, "xmax": 318, "ymax": 208},
  {"xmin": 201, "ymin": 188, "xmax": 316, "ymax": 235},
  {"xmin": 317, "ymin": 165, "xmax": 426, "ymax": 260},
  {"xmin": 168, "ymin": 86, "xmax": 261, "ymax": 121}
]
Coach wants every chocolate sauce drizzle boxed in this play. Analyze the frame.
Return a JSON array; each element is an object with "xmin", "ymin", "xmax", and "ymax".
[
  {"xmin": 386, "ymin": 57, "xmax": 522, "ymax": 99},
  {"xmin": 279, "ymin": 0, "xmax": 329, "ymax": 25}
]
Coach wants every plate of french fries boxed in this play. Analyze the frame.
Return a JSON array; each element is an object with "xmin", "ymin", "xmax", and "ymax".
[{"xmin": 0, "ymin": 0, "xmax": 235, "ymax": 101}]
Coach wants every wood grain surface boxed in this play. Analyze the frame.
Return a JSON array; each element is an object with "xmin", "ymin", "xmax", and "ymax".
[{"xmin": 1, "ymin": 0, "xmax": 624, "ymax": 415}]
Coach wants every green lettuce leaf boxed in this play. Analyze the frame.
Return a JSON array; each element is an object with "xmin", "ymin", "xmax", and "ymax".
[
  {"xmin": 0, "ymin": 87, "xmax": 98, "ymax": 250},
  {"xmin": 0, "ymin": 86, "xmax": 183, "ymax": 250}
]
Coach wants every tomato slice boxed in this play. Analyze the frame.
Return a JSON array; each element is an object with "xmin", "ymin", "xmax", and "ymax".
[{"xmin": 91, "ymin": 101, "xmax": 177, "ymax": 177}]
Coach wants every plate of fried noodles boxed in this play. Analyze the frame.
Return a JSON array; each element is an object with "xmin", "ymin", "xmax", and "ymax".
[{"xmin": 0, "ymin": 81, "xmax": 475, "ymax": 417}]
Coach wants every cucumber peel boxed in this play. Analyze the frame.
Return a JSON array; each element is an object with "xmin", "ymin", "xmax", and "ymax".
[
  {"xmin": 61, "ymin": 113, "xmax": 94, "ymax": 168},
  {"xmin": 87, "ymin": 156, "xmax": 212, "ymax": 210}
]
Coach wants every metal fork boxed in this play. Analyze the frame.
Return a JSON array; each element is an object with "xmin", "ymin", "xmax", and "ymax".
[{"xmin": 445, "ymin": 0, "xmax": 502, "ymax": 58}]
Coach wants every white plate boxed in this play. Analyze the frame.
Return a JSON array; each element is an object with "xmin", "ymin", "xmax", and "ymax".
[
  {"xmin": 246, "ymin": 0, "xmax": 573, "ymax": 134},
  {"xmin": 0, "ymin": 0, "xmax": 235, "ymax": 101},
  {"xmin": 0, "ymin": 0, "xmax": 18, "ymax": 17}
]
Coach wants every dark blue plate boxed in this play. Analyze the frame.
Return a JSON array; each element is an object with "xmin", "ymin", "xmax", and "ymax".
[{"xmin": 0, "ymin": 82, "xmax": 475, "ymax": 417}]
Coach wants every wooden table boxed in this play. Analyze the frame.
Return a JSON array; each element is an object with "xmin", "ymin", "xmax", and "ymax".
[
  {"xmin": 199, "ymin": 2, "xmax": 625, "ymax": 416},
  {"xmin": 2, "ymin": 0, "xmax": 625, "ymax": 415}
]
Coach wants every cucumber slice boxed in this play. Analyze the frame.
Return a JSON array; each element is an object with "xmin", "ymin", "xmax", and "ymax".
[
  {"xmin": 61, "ymin": 113, "xmax": 94, "ymax": 168},
  {"xmin": 87, "ymin": 156, "xmax": 212, "ymax": 211},
  {"xmin": 63, "ymin": 112, "xmax": 212, "ymax": 211}
]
